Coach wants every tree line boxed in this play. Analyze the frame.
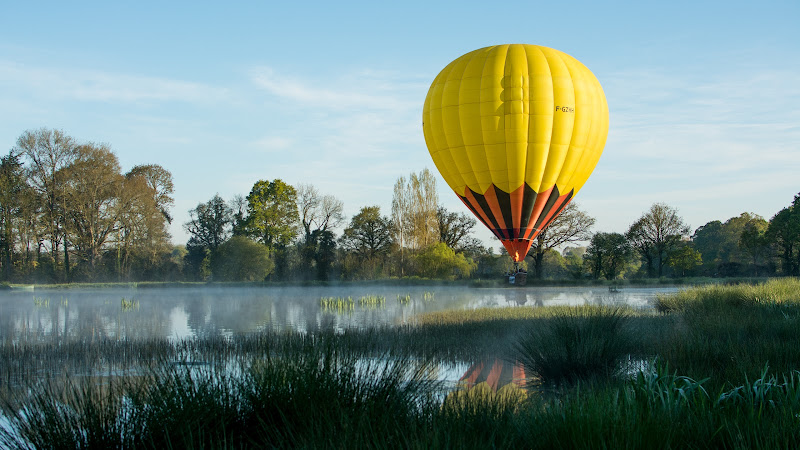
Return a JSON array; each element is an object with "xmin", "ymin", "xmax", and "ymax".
[
  {"xmin": 2, "ymin": 128, "xmax": 799, "ymax": 283},
  {"xmin": 575, "ymin": 199, "xmax": 798, "ymax": 280},
  {"xmin": 0, "ymin": 128, "xmax": 176, "ymax": 283},
  {"xmin": 182, "ymin": 169, "xmax": 487, "ymax": 282}
]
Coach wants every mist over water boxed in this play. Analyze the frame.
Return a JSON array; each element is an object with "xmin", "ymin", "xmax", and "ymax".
[{"xmin": 0, "ymin": 285, "xmax": 679, "ymax": 343}]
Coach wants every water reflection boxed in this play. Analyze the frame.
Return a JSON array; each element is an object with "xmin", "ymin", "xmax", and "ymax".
[{"xmin": 0, "ymin": 285, "xmax": 680, "ymax": 343}]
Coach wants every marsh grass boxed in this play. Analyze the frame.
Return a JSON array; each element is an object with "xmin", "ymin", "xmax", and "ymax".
[
  {"xmin": 5, "ymin": 279, "xmax": 800, "ymax": 448},
  {"xmin": 1, "ymin": 334, "xmax": 442, "ymax": 449},
  {"xmin": 514, "ymin": 307, "xmax": 636, "ymax": 387}
]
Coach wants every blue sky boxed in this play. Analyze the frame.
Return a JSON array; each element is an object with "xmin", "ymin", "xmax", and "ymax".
[{"xmin": 1, "ymin": 1, "xmax": 798, "ymax": 250}]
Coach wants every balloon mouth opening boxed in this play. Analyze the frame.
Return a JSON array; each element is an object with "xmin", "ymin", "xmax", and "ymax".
[{"xmin": 503, "ymin": 240, "xmax": 533, "ymax": 263}]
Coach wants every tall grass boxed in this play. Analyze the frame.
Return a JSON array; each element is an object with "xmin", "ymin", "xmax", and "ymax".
[
  {"xmin": 1, "ymin": 335, "xmax": 441, "ymax": 449},
  {"xmin": 514, "ymin": 307, "xmax": 636, "ymax": 387},
  {"xmin": 5, "ymin": 279, "xmax": 800, "ymax": 447}
]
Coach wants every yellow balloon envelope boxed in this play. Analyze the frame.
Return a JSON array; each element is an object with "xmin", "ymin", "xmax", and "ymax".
[{"xmin": 422, "ymin": 44, "xmax": 608, "ymax": 261}]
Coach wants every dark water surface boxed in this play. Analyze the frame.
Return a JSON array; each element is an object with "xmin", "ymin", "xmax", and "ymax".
[{"xmin": 1, "ymin": 285, "xmax": 680, "ymax": 343}]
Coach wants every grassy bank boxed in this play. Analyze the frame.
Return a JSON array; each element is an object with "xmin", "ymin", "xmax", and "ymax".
[{"xmin": 3, "ymin": 278, "xmax": 800, "ymax": 448}]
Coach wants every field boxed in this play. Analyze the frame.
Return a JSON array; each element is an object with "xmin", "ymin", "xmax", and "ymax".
[{"xmin": 3, "ymin": 278, "xmax": 800, "ymax": 448}]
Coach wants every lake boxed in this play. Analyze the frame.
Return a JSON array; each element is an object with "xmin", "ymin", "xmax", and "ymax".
[{"xmin": 0, "ymin": 285, "xmax": 681, "ymax": 343}]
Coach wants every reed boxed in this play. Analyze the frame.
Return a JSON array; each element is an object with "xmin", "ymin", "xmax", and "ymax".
[
  {"xmin": 514, "ymin": 307, "xmax": 636, "ymax": 387},
  {"xmin": 4, "ymin": 280, "xmax": 800, "ymax": 448}
]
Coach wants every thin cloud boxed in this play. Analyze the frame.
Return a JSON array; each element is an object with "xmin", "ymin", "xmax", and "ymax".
[
  {"xmin": 0, "ymin": 60, "xmax": 229, "ymax": 104},
  {"xmin": 249, "ymin": 66, "xmax": 418, "ymax": 111},
  {"xmin": 253, "ymin": 136, "xmax": 294, "ymax": 152}
]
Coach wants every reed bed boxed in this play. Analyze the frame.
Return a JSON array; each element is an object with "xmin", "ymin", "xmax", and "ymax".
[{"xmin": 4, "ymin": 279, "xmax": 800, "ymax": 448}]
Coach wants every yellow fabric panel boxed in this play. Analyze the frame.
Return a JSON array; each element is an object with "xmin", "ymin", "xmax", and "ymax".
[
  {"xmin": 560, "ymin": 53, "xmax": 608, "ymax": 194},
  {"xmin": 481, "ymin": 46, "xmax": 510, "ymax": 192},
  {"xmin": 422, "ymin": 44, "xmax": 608, "ymax": 197},
  {"xmin": 537, "ymin": 47, "xmax": 575, "ymax": 193},
  {"xmin": 503, "ymin": 44, "xmax": 529, "ymax": 190},
  {"xmin": 460, "ymin": 51, "xmax": 491, "ymax": 193},
  {"xmin": 525, "ymin": 45, "xmax": 554, "ymax": 190},
  {"xmin": 554, "ymin": 55, "xmax": 592, "ymax": 193}
]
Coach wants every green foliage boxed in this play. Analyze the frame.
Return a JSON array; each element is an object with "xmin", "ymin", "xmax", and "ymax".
[
  {"xmin": 211, "ymin": 236, "xmax": 273, "ymax": 282},
  {"xmin": 184, "ymin": 194, "xmax": 232, "ymax": 251},
  {"xmin": 339, "ymin": 206, "xmax": 393, "ymax": 260},
  {"xmin": 767, "ymin": 195, "xmax": 800, "ymax": 276},
  {"xmin": 414, "ymin": 242, "xmax": 476, "ymax": 280},
  {"xmin": 585, "ymin": 232, "xmax": 632, "ymax": 280},
  {"xmin": 694, "ymin": 213, "xmax": 766, "ymax": 277},
  {"xmin": 241, "ymin": 179, "xmax": 299, "ymax": 252},
  {"xmin": 666, "ymin": 244, "xmax": 702, "ymax": 276},
  {"xmin": 626, "ymin": 202, "xmax": 691, "ymax": 278}
]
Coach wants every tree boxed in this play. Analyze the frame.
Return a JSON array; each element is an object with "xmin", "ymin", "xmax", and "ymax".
[
  {"xmin": 437, "ymin": 206, "xmax": 478, "ymax": 253},
  {"xmin": 183, "ymin": 195, "xmax": 231, "ymax": 280},
  {"xmin": 184, "ymin": 194, "xmax": 233, "ymax": 252},
  {"xmin": 115, "ymin": 167, "xmax": 174, "ymax": 280},
  {"xmin": 667, "ymin": 244, "xmax": 702, "ymax": 277},
  {"xmin": 766, "ymin": 194, "xmax": 800, "ymax": 276},
  {"xmin": 526, "ymin": 202, "xmax": 595, "ymax": 279},
  {"xmin": 563, "ymin": 247, "xmax": 588, "ymax": 280},
  {"xmin": 692, "ymin": 213, "xmax": 760, "ymax": 276},
  {"xmin": 0, "ymin": 152, "xmax": 28, "ymax": 280},
  {"xmin": 691, "ymin": 220, "xmax": 723, "ymax": 275},
  {"xmin": 241, "ymin": 179, "xmax": 299, "ymax": 252},
  {"xmin": 340, "ymin": 206, "xmax": 394, "ymax": 259},
  {"xmin": 414, "ymin": 242, "xmax": 476, "ymax": 280},
  {"xmin": 739, "ymin": 216, "xmax": 769, "ymax": 276},
  {"xmin": 296, "ymin": 183, "xmax": 344, "ymax": 239},
  {"xmin": 584, "ymin": 232, "xmax": 632, "ymax": 280},
  {"xmin": 61, "ymin": 143, "xmax": 124, "ymax": 274},
  {"xmin": 126, "ymin": 164, "xmax": 175, "ymax": 224},
  {"xmin": 14, "ymin": 128, "xmax": 79, "ymax": 281},
  {"xmin": 626, "ymin": 203, "xmax": 690, "ymax": 277},
  {"xmin": 311, "ymin": 229, "xmax": 337, "ymax": 281},
  {"xmin": 391, "ymin": 176, "xmax": 410, "ymax": 274},
  {"xmin": 211, "ymin": 236, "xmax": 273, "ymax": 281},
  {"xmin": 296, "ymin": 183, "xmax": 343, "ymax": 274},
  {"xmin": 391, "ymin": 169, "xmax": 438, "ymax": 251}
]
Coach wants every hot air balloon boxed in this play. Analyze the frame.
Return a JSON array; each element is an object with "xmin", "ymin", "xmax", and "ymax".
[{"xmin": 422, "ymin": 44, "xmax": 608, "ymax": 264}]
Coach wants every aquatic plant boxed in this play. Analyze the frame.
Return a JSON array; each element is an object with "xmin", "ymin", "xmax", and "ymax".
[
  {"xmin": 358, "ymin": 295, "xmax": 385, "ymax": 307},
  {"xmin": 120, "ymin": 297, "xmax": 139, "ymax": 311},
  {"xmin": 319, "ymin": 296, "xmax": 355, "ymax": 312}
]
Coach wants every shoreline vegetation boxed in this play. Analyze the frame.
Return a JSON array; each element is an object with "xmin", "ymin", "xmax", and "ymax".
[
  {"xmin": 3, "ymin": 278, "xmax": 800, "ymax": 448},
  {"xmin": 1, "ymin": 275, "xmax": 775, "ymax": 291}
]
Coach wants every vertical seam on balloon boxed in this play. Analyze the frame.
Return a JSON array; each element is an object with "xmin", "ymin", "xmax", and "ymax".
[
  {"xmin": 442, "ymin": 57, "xmax": 468, "ymax": 194},
  {"xmin": 460, "ymin": 47, "xmax": 489, "ymax": 196},
  {"xmin": 503, "ymin": 45, "xmax": 513, "ymax": 196},
  {"xmin": 533, "ymin": 186, "xmax": 563, "ymax": 230},
  {"xmin": 528, "ymin": 45, "xmax": 552, "ymax": 194},
  {"xmin": 519, "ymin": 183, "xmax": 538, "ymax": 234},
  {"xmin": 483, "ymin": 186, "xmax": 509, "ymax": 239},
  {"xmin": 560, "ymin": 59, "xmax": 598, "ymax": 195},
  {"xmin": 524, "ymin": 184, "xmax": 554, "ymax": 239},
  {"xmin": 536, "ymin": 190, "xmax": 572, "ymax": 231},
  {"xmin": 556, "ymin": 56, "xmax": 585, "ymax": 195},
  {"xmin": 464, "ymin": 187, "xmax": 502, "ymax": 238},
  {"xmin": 458, "ymin": 195, "xmax": 491, "ymax": 232},
  {"xmin": 473, "ymin": 46, "xmax": 495, "ymax": 194},
  {"xmin": 541, "ymin": 50, "xmax": 574, "ymax": 197}
]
